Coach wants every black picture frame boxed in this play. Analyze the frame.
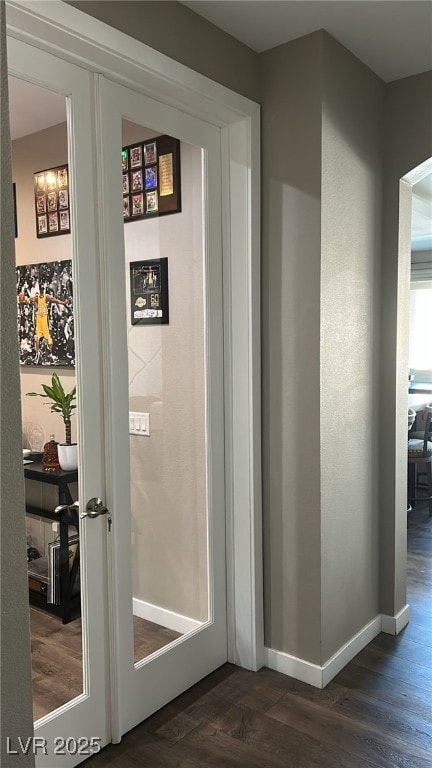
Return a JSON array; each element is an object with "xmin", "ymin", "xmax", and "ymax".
[
  {"xmin": 34, "ymin": 164, "xmax": 71, "ymax": 238},
  {"xmin": 123, "ymin": 134, "xmax": 181, "ymax": 224},
  {"xmin": 16, "ymin": 258, "xmax": 75, "ymax": 366},
  {"xmin": 130, "ymin": 258, "xmax": 169, "ymax": 325},
  {"xmin": 13, "ymin": 183, "xmax": 18, "ymax": 238}
]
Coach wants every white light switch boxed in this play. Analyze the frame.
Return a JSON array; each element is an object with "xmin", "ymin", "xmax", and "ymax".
[{"xmin": 129, "ymin": 411, "xmax": 150, "ymax": 436}]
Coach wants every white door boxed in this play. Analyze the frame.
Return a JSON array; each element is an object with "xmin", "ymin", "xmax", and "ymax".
[
  {"xmin": 8, "ymin": 35, "xmax": 227, "ymax": 761},
  {"xmin": 7, "ymin": 38, "xmax": 111, "ymax": 767},
  {"xmin": 97, "ymin": 76, "xmax": 227, "ymax": 738}
]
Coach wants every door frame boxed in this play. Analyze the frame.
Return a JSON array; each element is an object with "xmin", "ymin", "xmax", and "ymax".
[
  {"xmin": 6, "ymin": 0, "xmax": 263, "ymax": 674},
  {"xmin": 388, "ymin": 156, "xmax": 432, "ymax": 622}
]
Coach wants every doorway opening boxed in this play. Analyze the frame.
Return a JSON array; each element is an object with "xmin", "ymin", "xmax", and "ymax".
[{"xmin": 401, "ymin": 158, "xmax": 432, "ymax": 606}]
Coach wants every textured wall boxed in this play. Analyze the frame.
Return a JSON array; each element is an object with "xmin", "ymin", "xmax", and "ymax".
[
  {"xmin": 0, "ymin": 3, "xmax": 35, "ymax": 763},
  {"xmin": 261, "ymin": 30, "xmax": 386, "ymax": 665},
  {"xmin": 260, "ymin": 32, "xmax": 323, "ymax": 663},
  {"xmin": 320, "ymin": 33, "xmax": 384, "ymax": 661}
]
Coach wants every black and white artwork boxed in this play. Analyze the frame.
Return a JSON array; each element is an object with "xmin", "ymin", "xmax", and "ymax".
[{"xmin": 16, "ymin": 259, "xmax": 75, "ymax": 366}]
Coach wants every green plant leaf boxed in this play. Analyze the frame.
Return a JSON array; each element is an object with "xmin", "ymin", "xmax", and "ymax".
[{"xmin": 26, "ymin": 374, "xmax": 77, "ymax": 439}]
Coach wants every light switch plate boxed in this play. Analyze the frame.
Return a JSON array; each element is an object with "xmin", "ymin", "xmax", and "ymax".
[{"xmin": 129, "ymin": 411, "xmax": 150, "ymax": 436}]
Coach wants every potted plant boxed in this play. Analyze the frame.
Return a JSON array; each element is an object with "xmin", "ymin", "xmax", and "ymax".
[{"xmin": 27, "ymin": 373, "xmax": 78, "ymax": 470}]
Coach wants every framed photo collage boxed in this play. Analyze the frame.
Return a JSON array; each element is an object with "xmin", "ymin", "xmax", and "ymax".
[
  {"xmin": 122, "ymin": 134, "xmax": 181, "ymax": 223},
  {"xmin": 34, "ymin": 164, "xmax": 70, "ymax": 238}
]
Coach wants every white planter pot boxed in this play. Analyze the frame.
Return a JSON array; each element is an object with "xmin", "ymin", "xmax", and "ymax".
[{"xmin": 58, "ymin": 443, "xmax": 78, "ymax": 471}]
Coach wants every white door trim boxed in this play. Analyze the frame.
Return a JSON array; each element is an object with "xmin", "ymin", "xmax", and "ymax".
[{"xmin": 6, "ymin": 0, "xmax": 263, "ymax": 671}]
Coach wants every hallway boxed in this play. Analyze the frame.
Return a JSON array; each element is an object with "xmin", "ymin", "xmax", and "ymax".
[{"xmin": 84, "ymin": 500, "xmax": 432, "ymax": 767}]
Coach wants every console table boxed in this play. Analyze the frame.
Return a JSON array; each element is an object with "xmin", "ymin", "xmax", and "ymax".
[{"xmin": 24, "ymin": 460, "xmax": 80, "ymax": 624}]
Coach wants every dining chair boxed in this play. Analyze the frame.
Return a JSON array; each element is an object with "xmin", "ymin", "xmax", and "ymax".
[{"xmin": 408, "ymin": 405, "xmax": 432, "ymax": 516}]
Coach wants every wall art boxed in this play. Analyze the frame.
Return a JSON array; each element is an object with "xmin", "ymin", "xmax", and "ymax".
[
  {"xmin": 16, "ymin": 258, "xmax": 75, "ymax": 366},
  {"xmin": 122, "ymin": 135, "xmax": 181, "ymax": 223},
  {"xmin": 34, "ymin": 164, "xmax": 71, "ymax": 238},
  {"xmin": 129, "ymin": 258, "xmax": 169, "ymax": 325}
]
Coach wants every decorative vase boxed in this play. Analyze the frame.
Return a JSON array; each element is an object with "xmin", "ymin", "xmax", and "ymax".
[
  {"xmin": 58, "ymin": 443, "xmax": 78, "ymax": 471},
  {"xmin": 42, "ymin": 434, "xmax": 59, "ymax": 468}
]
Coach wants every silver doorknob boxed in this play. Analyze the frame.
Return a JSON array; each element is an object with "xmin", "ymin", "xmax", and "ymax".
[{"xmin": 80, "ymin": 497, "xmax": 109, "ymax": 520}]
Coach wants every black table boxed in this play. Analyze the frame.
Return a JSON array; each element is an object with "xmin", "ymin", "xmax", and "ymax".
[{"xmin": 24, "ymin": 460, "xmax": 80, "ymax": 623}]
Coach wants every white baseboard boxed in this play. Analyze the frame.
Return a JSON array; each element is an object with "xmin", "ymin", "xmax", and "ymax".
[
  {"xmin": 321, "ymin": 615, "xmax": 382, "ymax": 687},
  {"xmin": 264, "ymin": 647, "xmax": 324, "ymax": 688},
  {"xmin": 133, "ymin": 597, "xmax": 202, "ymax": 635},
  {"xmin": 381, "ymin": 604, "xmax": 410, "ymax": 635},
  {"xmin": 264, "ymin": 609, "xmax": 409, "ymax": 689}
]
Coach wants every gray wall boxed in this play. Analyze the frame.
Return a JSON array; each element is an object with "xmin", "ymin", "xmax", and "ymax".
[
  {"xmin": 0, "ymin": 3, "xmax": 35, "ymax": 765},
  {"xmin": 320, "ymin": 33, "xmax": 383, "ymax": 660},
  {"xmin": 260, "ymin": 32, "xmax": 323, "ymax": 663},
  {"xmin": 380, "ymin": 71, "xmax": 432, "ymax": 616},
  {"xmin": 261, "ymin": 30, "xmax": 385, "ymax": 664}
]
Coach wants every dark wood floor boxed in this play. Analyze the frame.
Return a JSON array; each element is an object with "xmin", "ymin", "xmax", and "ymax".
[
  {"xmin": 31, "ymin": 611, "xmax": 180, "ymax": 720},
  {"xmin": 85, "ymin": 499, "xmax": 432, "ymax": 768}
]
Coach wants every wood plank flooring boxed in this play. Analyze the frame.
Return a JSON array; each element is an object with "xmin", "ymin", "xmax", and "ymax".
[
  {"xmin": 30, "ymin": 611, "xmax": 181, "ymax": 720},
  {"xmin": 83, "ymin": 499, "xmax": 431, "ymax": 768}
]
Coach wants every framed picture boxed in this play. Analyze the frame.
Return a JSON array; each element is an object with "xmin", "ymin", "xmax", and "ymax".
[
  {"xmin": 130, "ymin": 258, "xmax": 169, "ymax": 325},
  {"xmin": 58, "ymin": 189, "xmax": 69, "ymax": 209},
  {"xmin": 144, "ymin": 141, "xmax": 157, "ymax": 165},
  {"xmin": 35, "ymin": 173, "xmax": 45, "ymax": 193},
  {"xmin": 131, "ymin": 193, "xmax": 144, "ymax": 216},
  {"xmin": 36, "ymin": 194, "xmax": 46, "ymax": 214},
  {"xmin": 34, "ymin": 164, "xmax": 71, "ymax": 238},
  {"xmin": 48, "ymin": 212, "xmax": 59, "ymax": 232},
  {"xmin": 122, "ymin": 134, "xmax": 181, "ymax": 223},
  {"xmin": 16, "ymin": 258, "xmax": 75, "ymax": 366},
  {"xmin": 130, "ymin": 145, "xmax": 142, "ymax": 168},
  {"xmin": 145, "ymin": 166, "xmax": 157, "ymax": 190},
  {"xmin": 59, "ymin": 210, "xmax": 70, "ymax": 231},
  {"xmin": 37, "ymin": 215, "xmax": 47, "ymax": 235},
  {"xmin": 146, "ymin": 190, "xmax": 158, "ymax": 213},
  {"xmin": 131, "ymin": 169, "xmax": 143, "ymax": 192},
  {"xmin": 47, "ymin": 191, "xmax": 57, "ymax": 211}
]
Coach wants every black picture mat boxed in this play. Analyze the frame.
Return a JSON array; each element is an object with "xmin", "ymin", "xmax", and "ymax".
[
  {"xmin": 34, "ymin": 164, "xmax": 71, "ymax": 238},
  {"xmin": 16, "ymin": 258, "xmax": 75, "ymax": 367},
  {"xmin": 130, "ymin": 257, "xmax": 169, "ymax": 325},
  {"xmin": 123, "ymin": 135, "xmax": 181, "ymax": 223}
]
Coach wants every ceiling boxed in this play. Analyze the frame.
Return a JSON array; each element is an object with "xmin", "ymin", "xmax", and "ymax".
[
  {"xmin": 181, "ymin": 1, "xmax": 432, "ymax": 82},
  {"xmin": 9, "ymin": 77, "xmax": 66, "ymax": 141}
]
